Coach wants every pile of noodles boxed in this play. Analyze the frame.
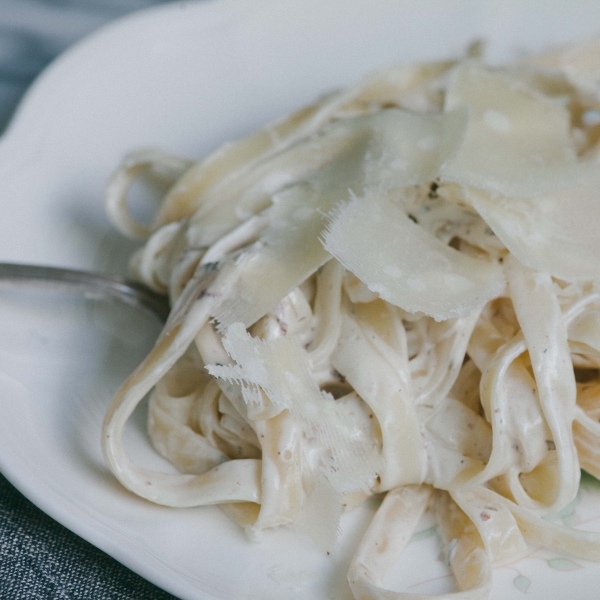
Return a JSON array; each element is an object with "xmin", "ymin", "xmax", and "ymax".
[{"xmin": 103, "ymin": 39, "xmax": 600, "ymax": 599}]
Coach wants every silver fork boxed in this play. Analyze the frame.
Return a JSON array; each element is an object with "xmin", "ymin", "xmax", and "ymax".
[{"xmin": 0, "ymin": 262, "xmax": 170, "ymax": 322}]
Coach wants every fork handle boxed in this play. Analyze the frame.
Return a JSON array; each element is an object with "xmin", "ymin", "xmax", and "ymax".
[{"xmin": 0, "ymin": 262, "xmax": 169, "ymax": 322}]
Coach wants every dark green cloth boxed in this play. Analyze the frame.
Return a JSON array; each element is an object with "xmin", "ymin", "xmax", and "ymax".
[{"xmin": 0, "ymin": 473, "xmax": 178, "ymax": 599}]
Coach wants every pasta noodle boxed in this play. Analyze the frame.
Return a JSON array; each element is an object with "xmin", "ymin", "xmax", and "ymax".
[{"xmin": 103, "ymin": 39, "xmax": 600, "ymax": 598}]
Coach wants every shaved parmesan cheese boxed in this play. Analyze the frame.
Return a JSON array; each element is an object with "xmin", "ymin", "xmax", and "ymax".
[
  {"xmin": 212, "ymin": 132, "xmax": 366, "ymax": 329},
  {"xmin": 213, "ymin": 108, "xmax": 467, "ymax": 328},
  {"xmin": 464, "ymin": 163, "xmax": 600, "ymax": 281},
  {"xmin": 441, "ymin": 63, "xmax": 579, "ymax": 197},
  {"xmin": 363, "ymin": 108, "xmax": 468, "ymax": 190},
  {"xmin": 208, "ymin": 323, "xmax": 382, "ymax": 493},
  {"xmin": 204, "ymin": 121, "xmax": 365, "ymax": 328},
  {"xmin": 525, "ymin": 37, "xmax": 600, "ymax": 81},
  {"xmin": 287, "ymin": 473, "xmax": 343, "ymax": 553},
  {"xmin": 350, "ymin": 60, "xmax": 455, "ymax": 112},
  {"xmin": 324, "ymin": 193, "xmax": 505, "ymax": 320}
]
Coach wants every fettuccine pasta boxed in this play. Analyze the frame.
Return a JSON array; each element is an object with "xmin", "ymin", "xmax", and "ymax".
[{"xmin": 103, "ymin": 39, "xmax": 600, "ymax": 598}]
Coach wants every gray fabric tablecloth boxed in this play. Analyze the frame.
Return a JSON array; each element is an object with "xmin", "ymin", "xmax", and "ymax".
[{"xmin": 0, "ymin": 2, "xmax": 182, "ymax": 597}]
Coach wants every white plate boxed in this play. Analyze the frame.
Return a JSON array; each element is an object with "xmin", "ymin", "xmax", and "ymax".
[{"xmin": 2, "ymin": 1, "xmax": 600, "ymax": 598}]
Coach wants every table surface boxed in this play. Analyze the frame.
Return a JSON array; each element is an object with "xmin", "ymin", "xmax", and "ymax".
[{"xmin": 0, "ymin": 2, "xmax": 182, "ymax": 597}]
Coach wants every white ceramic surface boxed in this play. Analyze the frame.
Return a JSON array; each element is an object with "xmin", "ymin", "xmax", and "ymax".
[{"xmin": 2, "ymin": 1, "xmax": 600, "ymax": 598}]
